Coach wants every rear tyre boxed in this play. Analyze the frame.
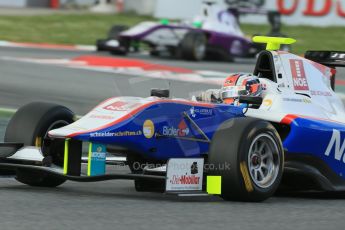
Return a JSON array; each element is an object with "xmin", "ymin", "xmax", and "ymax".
[
  {"xmin": 107, "ymin": 25, "xmax": 128, "ymax": 39},
  {"xmin": 109, "ymin": 25, "xmax": 130, "ymax": 55},
  {"xmin": 180, "ymin": 31, "xmax": 207, "ymax": 61},
  {"xmin": 96, "ymin": 25, "xmax": 129, "ymax": 53},
  {"xmin": 4, "ymin": 102, "xmax": 75, "ymax": 187},
  {"xmin": 209, "ymin": 118, "xmax": 284, "ymax": 202},
  {"xmin": 96, "ymin": 39, "xmax": 107, "ymax": 51}
]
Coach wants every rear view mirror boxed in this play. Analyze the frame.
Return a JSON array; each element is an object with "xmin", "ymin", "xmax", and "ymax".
[{"xmin": 239, "ymin": 96, "xmax": 263, "ymax": 105}]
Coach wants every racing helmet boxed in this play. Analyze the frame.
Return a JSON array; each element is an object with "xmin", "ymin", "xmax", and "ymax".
[{"xmin": 221, "ymin": 73, "xmax": 262, "ymax": 104}]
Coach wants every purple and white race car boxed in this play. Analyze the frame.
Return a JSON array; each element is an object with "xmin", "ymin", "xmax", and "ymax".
[{"xmin": 96, "ymin": 2, "xmax": 287, "ymax": 61}]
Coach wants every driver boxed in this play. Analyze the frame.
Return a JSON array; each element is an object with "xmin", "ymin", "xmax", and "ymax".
[{"xmin": 197, "ymin": 73, "xmax": 262, "ymax": 105}]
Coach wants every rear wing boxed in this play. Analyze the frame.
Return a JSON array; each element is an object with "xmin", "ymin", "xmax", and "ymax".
[{"xmin": 305, "ymin": 51, "xmax": 345, "ymax": 90}]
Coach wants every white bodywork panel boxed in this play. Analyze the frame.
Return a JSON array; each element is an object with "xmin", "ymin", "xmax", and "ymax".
[
  {"xmin": 122, "ymin": 21, "xmax": 188, "ymax": 46},
  {"xmin": 166, "ymin": 158, "xmax": 204, "ymax": 192},
  {"xmin": 247, "ymin": 51, "xmax": 345, "ymax": 124},
  {"xmin": 48, "ymin": 97, "xmax": 156, "ymax": 138},
  {"xmin": 121, "ymin": 22, "xmax": 159, "ymax": 37},
  {"xmin": 194, "ymin": 4, "xmax": 244, "ymax": 36},
  {"xmin": 48, "ymin": 97, "xmax": 193, "ymax": 138},
  {"xmin": 8, "ymin": 147, "xmax": 44, "ymax": 162},
  {"xmin": 142, "ymin": 27, "xmax": 189, "ymax": 46}
]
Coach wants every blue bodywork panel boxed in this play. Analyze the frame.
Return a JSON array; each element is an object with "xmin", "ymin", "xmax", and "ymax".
[
  {"xmin": 73, "ymin": 102, "xmax": 244, "ymax": 160},
  {"xmin": 284, "ymin": 117, "xmax": 345, "ymax": 179},
  {"xmin": 69, "ymin": 99, "xmax": 345, "ymax": 181}
]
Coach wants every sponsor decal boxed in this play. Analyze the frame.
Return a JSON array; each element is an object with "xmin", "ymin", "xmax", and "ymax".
[
  {"xmin": 103, "ymin": 101, "xmax": 141, "ymax": 111},
  {"xmin": 89, "ymin": 114, "xmax": 115, "ymax": 120},
  {"xmin": 190, "ymin": 106, "xmax": 213, "ymax": 118},
  {"xmin": 92, "ymin": 149, "xmax": 106, "ymax": 160},
  {"xmin": 166, "ymin": 158, "xmax": 204, "ymax": 191},
  {"xmin": 89, "ymin": 143, "xmax": 107, "ymax": 176},
  {"xmin": 263, "ymin": 99, "xmax": 273, "ymax": 107},
  {"xmin": 162, "ymin": 119, "xmax": 190, "ymax": 137},
  {"xmin": 143, "ymin": 119, "xmax": 155, "ymax": 138},
  {"xmin": 170, "ymin": 174, "xmax": 201, "ymax": 185},
  {"xmin": 90, "ymin": 130, "xmax": 142, "ymax": 137},
  {"xmin": 290, "ymin": 59, "xmax": 309, "ymax": 91},
  {"xmin": 283, "ymin": 98, "xmax": 311, "ymax": 103},
  {"xmin": 325, "ymin": 129, "xmax": 345, "ymax": 163},
  {"xmin": 277, "ymin": 0, "xmax": 345, "ymax": 17},
  {"xmin": 190, "ymin": 162, "xmax": 198, "ymax": 174},
  {"xmin": 311, "ymin": 90, "xmax": 332, "ymax": 97}
]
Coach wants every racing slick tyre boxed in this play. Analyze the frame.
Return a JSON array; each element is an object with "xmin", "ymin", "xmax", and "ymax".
[
  {"xmin": 180, "ymin": 31, "xmax": 207, "ymax": 61},
  {"xmin": 96, "ymin": 25, "xmax": 129, "ymax": 53},
  {"xmin": 108, "ymin": 25, "xmax": 130, "ymax": 55},
  {"xmin": 127, "ymin": 154, "xmax": 165, "ymax": 192},
  {"xmin": 96, "ymin": 39, "xmax": 109, "ymax": 51},
  {"xmin": 4, "ymin": 102, "xmax": 75, "ymax": 187},
  {"xmin": 209, "ymin": 118, "xmax": 284, "ymax": 202},
  {"xmin": 108, "ymin": 25, "xmax": 128, "ymax": 39}
]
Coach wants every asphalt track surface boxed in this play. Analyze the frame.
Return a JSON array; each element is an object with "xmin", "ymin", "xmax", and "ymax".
[{"xmin": 1, "ymin": 47, "xmax": 345, "ymax": 230}]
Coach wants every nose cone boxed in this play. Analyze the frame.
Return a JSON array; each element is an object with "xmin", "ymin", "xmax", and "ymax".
[{"xmin": 48, "ymin": 97, "xmax": 155, "ymax": 139}]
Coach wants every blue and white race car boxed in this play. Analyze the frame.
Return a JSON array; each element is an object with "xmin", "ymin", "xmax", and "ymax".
[{"xmin": 1, "ymin": 37, "xmax": 344, "ymax": 202}]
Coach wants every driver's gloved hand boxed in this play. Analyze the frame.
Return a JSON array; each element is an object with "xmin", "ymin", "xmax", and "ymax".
[{"xmin": 198, "ymin": 89, "xmax": 221, "ymax": 103}]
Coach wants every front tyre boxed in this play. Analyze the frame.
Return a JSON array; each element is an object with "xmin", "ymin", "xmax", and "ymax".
[
  {"xmin": 4, "ymin": 102, "xmax": 75, "ymax": 187},
  {"xmin": 209, "ymin": 118, "xmax": 284, "ymax": 202},
  {"xmin": 180, "ymin": 31, "xmax": 207, "ymax": 61}
]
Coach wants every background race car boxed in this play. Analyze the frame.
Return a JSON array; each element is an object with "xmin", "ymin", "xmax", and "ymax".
[{"xmin": 96, "ymin": 1, "xmax": 288, "ymax": 61}]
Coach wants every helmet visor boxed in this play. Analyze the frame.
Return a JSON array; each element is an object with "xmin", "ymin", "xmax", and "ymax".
[{"xmin": 221, "ymin": 86, "xmax": 247, "ymax": 99}]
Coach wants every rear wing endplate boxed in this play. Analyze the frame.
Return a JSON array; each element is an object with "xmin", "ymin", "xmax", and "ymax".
[
  {"xmin": 305, "ymin": 51, "xmax": 345, "ymax": 90},
  {"xmin": 305, "ymin": 51, "xmax": 345, "ymax": 67}
]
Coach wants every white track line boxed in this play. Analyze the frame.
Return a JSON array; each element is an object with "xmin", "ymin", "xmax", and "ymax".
[{"xmin": 0, "ymin": 40, "xmax": 96, "ymax": 51}]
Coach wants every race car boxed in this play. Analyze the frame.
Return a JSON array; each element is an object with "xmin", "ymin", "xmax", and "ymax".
[
  {"xmin": 1, "ymin": 36, "xmax": 345, "ymax": 202},
  {"xmin": 96, "ymin": 1, "xmax": 287, "ymax": 61}
]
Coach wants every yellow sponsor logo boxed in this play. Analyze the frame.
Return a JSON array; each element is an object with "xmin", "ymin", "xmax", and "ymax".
[
  {"xmin": 263, "ymin": 99, "xmax": 272, "ymax": 107},
  {"xmin": 143, "ymin": 120, "xmax": 155, "ymax": 139},
  {"xmin": 302, "ymin": 98, "xmax": 311, "ymax": 103}
]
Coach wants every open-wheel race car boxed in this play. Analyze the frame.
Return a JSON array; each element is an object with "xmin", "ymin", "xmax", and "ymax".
[
  {"xmin": 96, "ymin": 1, "xmax": 288, "ymax": 61},
  {"xmin": 1, "ymin": 37, "xmax": 345, "ymax": 202}
]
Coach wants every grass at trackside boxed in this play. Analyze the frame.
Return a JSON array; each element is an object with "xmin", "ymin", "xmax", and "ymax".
[
  {"xmin": 0, "ymin": 110, "xmax": 14, "ymax": 118},
  {"xmin": 0, "ymin": 13, "xmax": 343, "ymax": 54},
  {"xmin": 242, "ymin": 24, "xmax": 345, "ymax": 54},
  {"xmin": 0, "ymin": 13, "xmax": 153, "ymax": 45}
]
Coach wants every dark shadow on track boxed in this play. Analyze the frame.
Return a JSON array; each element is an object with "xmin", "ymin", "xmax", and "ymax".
[
  {"xmin": 275, "ymin": 190, "xmax": 345, "ymax": 200},
  {"xmin": 0, "ymin": 181, "xmax": 223, "ymax": 203}
]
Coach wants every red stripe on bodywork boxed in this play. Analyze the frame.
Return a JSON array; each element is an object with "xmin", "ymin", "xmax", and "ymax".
[
  {"xmin": 67, "ymin": 99, "xmax": 214, "ymax": 138},
  {"xmin": 72, "ymin": 55, "xmax": 194, "ymax": 73},
  {"xmin": 280, "ymin": 114, "xmax": 298, "ymax": 125},
  {"xmin": 281, "ymin": 114, "xmax": 345, "ymax": 125}
]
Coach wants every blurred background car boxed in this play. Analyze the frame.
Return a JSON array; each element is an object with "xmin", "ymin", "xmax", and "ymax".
[{"xmin": 96, "ymin": 1, "xmax": 288, "ymax": 61}]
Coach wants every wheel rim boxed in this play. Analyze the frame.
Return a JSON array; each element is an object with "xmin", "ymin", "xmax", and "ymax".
[
  {"xmin": 41, "ymin": 120, "xmax": 70, "ymax": 159},
  {"xmin": 44, "ymin": 120, "xmax": 70, "ymax": 139},
  {"xmin": 247, "ymin": 133, "xmax": 280, "ymax": 189},
  {"xmin": 194, "ymin": 38, "xmax": 206, "ymax": 60}
]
